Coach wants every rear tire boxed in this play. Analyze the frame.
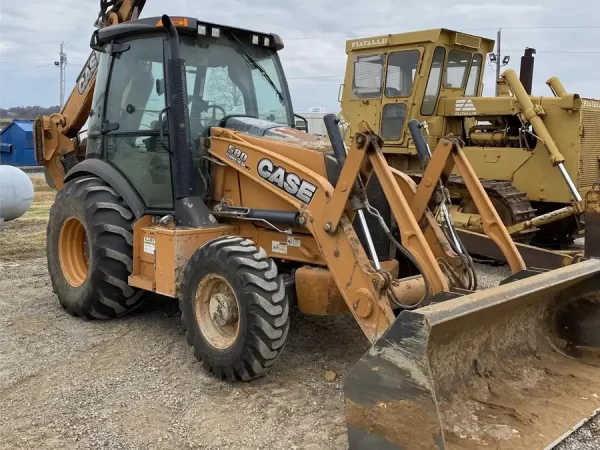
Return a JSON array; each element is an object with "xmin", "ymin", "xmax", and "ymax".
[
  {"xmin": 47, "ymin": 176, "xmax": 145, "ymax": 319},
  {"xmin": 180, "ymin": 236, "xmax": 290, "ymax": 381}
]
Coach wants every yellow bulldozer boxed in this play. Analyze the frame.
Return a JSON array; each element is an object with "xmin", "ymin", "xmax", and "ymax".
[
  {"xmin": 339, "ymin": 28, "xmax": 600, "ymax": 255},
  {"xmin": 33, "ymin": 2, "xmax": 600, "ymax": 448}
]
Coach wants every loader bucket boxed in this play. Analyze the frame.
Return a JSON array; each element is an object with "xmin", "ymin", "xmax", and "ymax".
[{"xmin": 344, "ymin": 258, "xmax": 600, "ymax": 450}]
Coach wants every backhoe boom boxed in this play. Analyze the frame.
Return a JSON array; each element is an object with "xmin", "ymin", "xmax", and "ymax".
[{"xmin": 33, "ymin": 0, "xmax": 146, "ymax": 189}]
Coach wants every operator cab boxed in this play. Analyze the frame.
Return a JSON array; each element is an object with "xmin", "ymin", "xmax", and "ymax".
[
  {"xmin": 86, "ymin": 16, "xmax": 295, "ymax": 211},
  {"xmin": 341, "ymin": 29, "xmax": 494, "ymax": 146}
]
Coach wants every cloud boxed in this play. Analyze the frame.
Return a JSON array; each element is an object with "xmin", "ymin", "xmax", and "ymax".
[
  {"xmin": 0, "ymin": 0, "xmax": 598, "ymax": 114},
  {"xmin": 440, "ymin": 3, "xmax": 544, "ymax": 15}
]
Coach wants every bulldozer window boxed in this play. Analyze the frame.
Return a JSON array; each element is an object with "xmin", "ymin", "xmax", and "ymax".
[
  {"xmin": 421, "ymin": 47, "xmax": 445, "ymax": 116},
  {"xmin": 381, "ymin": 104, "xmax": 407, "ymax": 140},
  {"xmin": 385, "ymin": 50, "xmax": 420, "ymax": 98},
  {"xmin": 465, "ymin": 54, "xmax": 483, "ymax": 96},
  {"xmin": 445, "ymin": 49, "xmax": 472, "ymax": 89},
  {"xmin": 352, "ymin": 54, "xmax": 384, "ymax": 98}
]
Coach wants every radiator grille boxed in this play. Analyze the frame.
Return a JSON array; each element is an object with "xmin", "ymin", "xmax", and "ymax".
[{"xmin": 578, "ymin": 107, "xmax": 600, "ymax": 189}]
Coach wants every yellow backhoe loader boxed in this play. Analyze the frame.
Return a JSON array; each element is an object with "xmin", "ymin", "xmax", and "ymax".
[
  {"xmin": 34, "ymin": 3, "xmax": 600, "ymax": 448},
  {"xmin": 340, "ymin": 29, "xmax": 600, "ymax": 255}
]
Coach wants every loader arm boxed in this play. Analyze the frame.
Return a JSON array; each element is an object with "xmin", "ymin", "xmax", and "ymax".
[
  {"xmin": 33, "ymin": 0, "xmax": 146, "ymax": 190},
  {"xmin": 208, "ymin": 122, "xmax": 527, "ymax": 343}
]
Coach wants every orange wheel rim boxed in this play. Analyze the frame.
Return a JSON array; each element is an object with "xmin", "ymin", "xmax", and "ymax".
[{"xmin": 58, "ymin": 217, "xmax": 89, "ymax": 287}]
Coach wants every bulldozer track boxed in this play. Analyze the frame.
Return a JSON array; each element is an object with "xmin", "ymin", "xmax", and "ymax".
[{"xmin": 407, "ymin": 172, "xmax": 538, "ymax": 243}]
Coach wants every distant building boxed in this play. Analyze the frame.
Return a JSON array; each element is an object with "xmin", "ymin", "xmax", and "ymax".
[
  {"xmin": 0, "ymin": 120, "xmax": 37, "ymax": 167},
  {"xmin": 295, "ymin": 107, "xmax": 327, "ymax": 136}
]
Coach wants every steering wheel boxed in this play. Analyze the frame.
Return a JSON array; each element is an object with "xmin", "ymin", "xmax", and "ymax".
[{"xmin": 205, "ymin": 104, "xmax": 227, "ymax": 121}]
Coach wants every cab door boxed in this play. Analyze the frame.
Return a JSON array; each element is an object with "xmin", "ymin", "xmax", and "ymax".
[
  {"xmin": 379, "ymin": 46, "xmax": 424, "ymax": 150},
  {"xmin": 340, "ymin": 52, "xmax": 385, "ymax": 140}
]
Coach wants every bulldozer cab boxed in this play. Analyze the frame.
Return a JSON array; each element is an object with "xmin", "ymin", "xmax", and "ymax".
[
  {"xmin": 86, "ymin": 16, "xmax": 294, "ymax": 211},
  {"xmin": 340, "ymin": 29, "xmax": 494, "ymax": 150}
]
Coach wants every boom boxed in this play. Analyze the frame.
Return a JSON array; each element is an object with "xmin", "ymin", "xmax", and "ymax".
[{"xmin": 33, "ymin": 0, "xmax": 146, "ymax": 189}]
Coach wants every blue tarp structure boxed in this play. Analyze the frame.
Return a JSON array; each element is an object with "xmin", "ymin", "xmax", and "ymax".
[{"xmin": 0, "ymin": 120, "xmax": 37, "ymax": 166}]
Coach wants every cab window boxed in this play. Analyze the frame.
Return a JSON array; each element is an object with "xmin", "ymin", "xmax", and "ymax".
[
  {"xmin": 385, "ymin": 50, "xmax": 420, "ymax": 97},
  {"xmin": 465, "ymin": 54, "xmax": 483, "ymax": 96},
  {"xmin": 352, "ymin": 54, "xmax": 384, "ymax": 98},
  {"xmin": 381, "ymin": 104, "xmax": 407, "ymax": 140},
  {"xmin": 99, "ymin": 32, "xmax": 292, "ymax": 211},
  {"xmin": 421, "ymin": 47, "xmax": 445, "ymax": 116},
  {"xmin": 445, "ymin": 49, "xmax": 472, "ymax": 88}
]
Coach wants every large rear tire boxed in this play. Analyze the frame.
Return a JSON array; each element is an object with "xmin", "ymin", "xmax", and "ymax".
[
  {"xmin": 180, "ymin": 236, "xmax": 290, "ymax": 381},
  {"xmin": 47, "ymin": 176, "xmax": 145, "ymax": 319}
]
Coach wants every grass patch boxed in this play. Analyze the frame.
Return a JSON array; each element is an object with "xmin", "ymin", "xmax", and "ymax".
[
  {"xmin": 0, "ymin": 229, "xmax": 46, "ymax": 261},
  {"xmin": 30, "ymin": 174, "xmax": 54, "ymax": 193}
]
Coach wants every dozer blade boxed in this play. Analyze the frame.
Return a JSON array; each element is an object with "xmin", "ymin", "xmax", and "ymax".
[{"xmin": 344, "ymin": 258, "xmax": 600, "ymax": 450}]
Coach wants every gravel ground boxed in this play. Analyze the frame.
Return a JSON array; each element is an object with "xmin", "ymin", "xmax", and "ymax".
[
  {"xmin": 0, "ymin": 257, "xmax": 364, "ymax": 450},
  {"xmin": 1, "ymin": 256, "xmax": 598, "ymax": 449},
  {"xmin": 1, "ymin": 189, "xmax": 598, "ymax": 449}
]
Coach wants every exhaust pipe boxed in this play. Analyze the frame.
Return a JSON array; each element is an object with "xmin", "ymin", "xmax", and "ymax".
[
  {"xmin": 345, "ymin": 258, "xmax": 600, "ymax": 449},
  {"xmin": 162, "ymin": 14, "xmax": 194, "ymax": 201},
  {"xmin": 519, "ymin": 47, "xmax": 536, "ymax": 95},
  {"xmin": 162, "ymin": 15, "xmax": 218, "ymax": 228}
]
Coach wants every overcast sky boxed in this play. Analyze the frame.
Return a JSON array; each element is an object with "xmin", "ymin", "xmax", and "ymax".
[{"xmin": 0, "ymin": 0, "xmax": 598, "ymax": 114}]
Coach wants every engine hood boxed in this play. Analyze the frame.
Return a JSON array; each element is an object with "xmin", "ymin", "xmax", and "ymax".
[{"xmin": 222, "ymin": 116, "xmax": 333, "ymax": 152}]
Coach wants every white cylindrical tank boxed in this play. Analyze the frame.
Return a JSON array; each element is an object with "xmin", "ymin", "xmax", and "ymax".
[{"xmin": 0, "ymin": 165, "xmax": 34, "ymax": 222}]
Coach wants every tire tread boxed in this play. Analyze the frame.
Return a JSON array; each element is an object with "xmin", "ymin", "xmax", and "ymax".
[
  {"xmin": 180, "ymin": 236, "xmax": 290, "ymax": 381},
  {"xmin": 48, "ymin": 176, "xmax": 144, "ymax": 319}
]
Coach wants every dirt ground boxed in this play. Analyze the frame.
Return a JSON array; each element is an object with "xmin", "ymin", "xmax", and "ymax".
[{"xmin": 0, "ymin": 174, "xmax": 598, "ymax": 449}]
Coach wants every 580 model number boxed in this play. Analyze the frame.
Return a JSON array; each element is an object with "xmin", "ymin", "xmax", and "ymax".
[
  {"xmin": 226, "ymin": 144, "xmax": 248, "ymax": 167},
  {"xmin": 257, "ymin": 158, "xmax": 317, "ymax": 204}
]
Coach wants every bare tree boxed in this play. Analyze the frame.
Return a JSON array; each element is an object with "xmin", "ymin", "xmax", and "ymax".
[{"xmin": 204, "ymin": 68, "xmax": 243, "ymax": 111}]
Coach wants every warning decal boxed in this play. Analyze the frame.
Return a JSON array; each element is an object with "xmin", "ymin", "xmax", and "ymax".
[{"xmin": 143, "ymin": 237, "xmax": 156, "ymax": 255}]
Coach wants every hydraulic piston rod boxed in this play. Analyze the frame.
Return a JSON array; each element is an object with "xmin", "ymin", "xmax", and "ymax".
[{"xmin": 502, "ymin": 69, "xmax": 582, "ymax": 202}]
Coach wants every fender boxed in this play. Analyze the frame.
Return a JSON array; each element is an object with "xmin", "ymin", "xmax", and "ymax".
[{"xmin": 64, "ymin": 159, "xmax": 146, "ymax": 219}]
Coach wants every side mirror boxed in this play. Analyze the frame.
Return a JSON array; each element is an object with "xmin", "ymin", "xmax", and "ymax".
[{"xmin": 294, "ymin": 113, "xmax": 308, "ymax": 133}]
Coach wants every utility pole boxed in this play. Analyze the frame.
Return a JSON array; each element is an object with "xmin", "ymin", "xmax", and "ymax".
[
  {"xmin": 54, "ymin": 42, "xmax": 68, "ymax": 110},
  {"xmin": 495, "ymin": 29, "xmax": 501, "ymax": 95},
  {"xmin": 489, "ymin": 28, "xmax": 510, "ymax": 96}
]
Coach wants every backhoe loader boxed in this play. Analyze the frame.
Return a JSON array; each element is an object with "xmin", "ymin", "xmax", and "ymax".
[
  {"xmin": 33, "ymin": 3, "xmax": 600, "ymax": 449},
  {"xmin": 340, "ymin": 29, "xmax": 600, "ymax": 253}
]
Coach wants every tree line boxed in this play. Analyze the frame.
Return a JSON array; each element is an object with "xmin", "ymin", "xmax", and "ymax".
[{"xmin": 0, "ymin": 106, "xmax": 60, "ymax": 120}]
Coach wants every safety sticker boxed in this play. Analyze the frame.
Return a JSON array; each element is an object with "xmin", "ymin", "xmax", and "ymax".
[
  {"xmin": 272, "ymin": 241, "xmax": 288, "ymax": 255},
  {"xmin": 143, "ymin": 237, "xmax": 156, "ymax": 255},
  {"xmin": 287, "ymin": 236, "xmax": 301, "ymax": 247}
]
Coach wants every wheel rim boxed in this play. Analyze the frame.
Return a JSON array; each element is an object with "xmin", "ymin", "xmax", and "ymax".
[
  {"xmin": 58, "ymin": 217, "xmax": 89, "ymax": 287},
  {"xmin": 195, "ymin": 274, "xmax": 240, "ymax": 350}
]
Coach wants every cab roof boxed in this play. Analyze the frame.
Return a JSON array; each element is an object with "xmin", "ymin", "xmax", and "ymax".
[
  {"xmin": 345, "ymin": 28, "xmax": 495, "ymax": 54},
  {"xmin": 94, "ymin": 16, "xmax": 284, "ymax": 51}
]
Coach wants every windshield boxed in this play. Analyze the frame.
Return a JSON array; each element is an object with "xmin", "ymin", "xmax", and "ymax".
[
  {"xmin": 185, "ymin": 35, "xmax": 290, "ymax": 125},
  {"xmin": 129, "ymin": 34, "xmax": 292, "ymax": 141},
  {"xmin": 444, "ymin": 49, "xmax": 472, "ymax": 88}
]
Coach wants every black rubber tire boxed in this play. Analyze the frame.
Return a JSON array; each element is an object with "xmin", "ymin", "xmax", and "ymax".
[
  {"xmin": 47, "ymin": 176, "xmax": 145, "ymax": 319},
  {"xmin": 180, "ymin": 236, "xmax": 290, "ymax": 381}
]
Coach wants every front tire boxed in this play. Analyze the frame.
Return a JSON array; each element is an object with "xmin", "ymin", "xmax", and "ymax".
[
  {"xmin": 180, "ymin": 236, "xmax": 290, "ymax": 381},
  {"xmin": 47, "ymin": 176, "xmax": 145, "ymax": 319}
]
